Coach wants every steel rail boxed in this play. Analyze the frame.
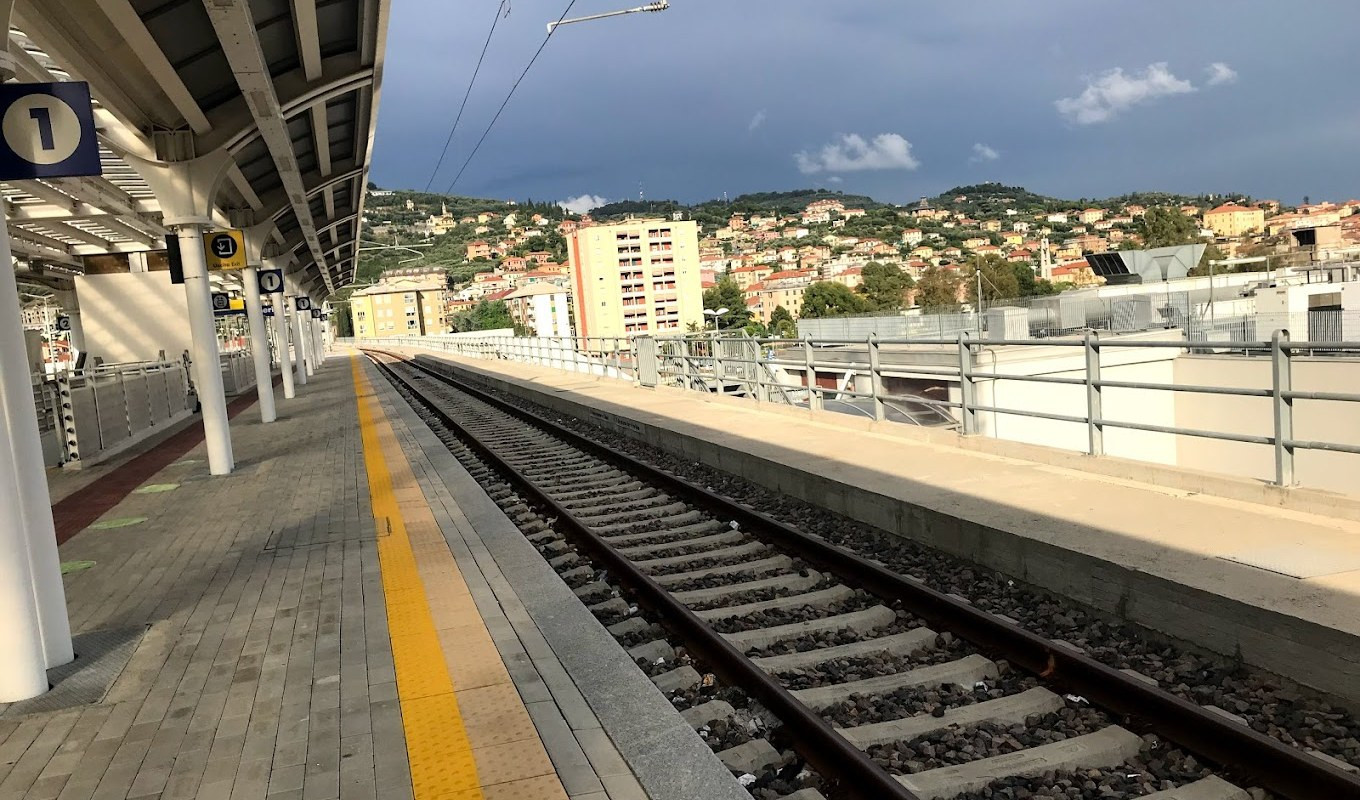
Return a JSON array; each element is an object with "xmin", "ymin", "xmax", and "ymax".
[
  {"xmin": 374, "ymin": 350, "xmax": 1360, "ymax": 800},
  {"xmin": 370, "ymin": 353, "xmax": 920, "ymax": 800}
]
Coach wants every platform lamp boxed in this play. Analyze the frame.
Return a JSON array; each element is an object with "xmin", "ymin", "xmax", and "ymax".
[
  {"xmin": 703, "ymin": 306, "xmax": 730, "ymax": 331},
  {"xmin": 546, "ymin": 1, "xmax": 669, "ymax": 33}
]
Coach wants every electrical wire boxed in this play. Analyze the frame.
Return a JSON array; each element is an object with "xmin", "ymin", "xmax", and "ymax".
[
  {"xmin": 424, "ymin": 0, "xmax": 510, "ymax": 192},
  {"xmin": 444, "ymin": 0, "xmax": 579, "ymax": 194}
]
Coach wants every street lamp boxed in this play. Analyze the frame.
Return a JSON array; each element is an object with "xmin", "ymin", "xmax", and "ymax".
[
  {"xmin": 703, "ymin": 306, "xmax": 729, "ymax": 331},
  {"xmin": 547, "ymin": 0, "xmax": 670, "ymax": 33}
]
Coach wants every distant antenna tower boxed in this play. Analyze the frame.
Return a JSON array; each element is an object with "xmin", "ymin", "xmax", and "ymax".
[
  {"xmin": 639, "ymin": 181, "xmax": 644, "ymax": 202},
  {"xmin": 723, "ymin": 191, "xmax": 729, "ymax": 205}
]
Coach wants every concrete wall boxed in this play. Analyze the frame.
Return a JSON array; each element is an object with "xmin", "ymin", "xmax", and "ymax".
[
  {"xmin": 1174, "ymin": 355, "xmax": 1360, "ymax": 494},
  {"xmin": 979, "ymin": 357, "xmax": 1178, "ymax": 466},
  {"xmin": 77, "ymin": 272, "xmax": 193, "ymax": 364}
]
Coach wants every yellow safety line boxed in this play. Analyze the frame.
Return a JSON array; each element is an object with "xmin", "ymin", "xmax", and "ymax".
[{"xmin": 352, "ymin": 357, "xmax": 484, "ymax": 799}]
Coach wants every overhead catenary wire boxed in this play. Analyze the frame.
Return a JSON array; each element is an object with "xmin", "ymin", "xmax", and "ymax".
[
  {"xmin": 424, "ymin": 0, "xmax": 510, "ymax": 192},
  {"xmin": 444, "ymin": 0, "xmax": 580, "ymax": 194}
]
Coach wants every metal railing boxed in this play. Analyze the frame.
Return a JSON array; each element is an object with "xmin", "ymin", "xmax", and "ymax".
[
  {"xmin": 348, "ymin": 334, "xmax": 638, "ymax": 381},
  {"xmin": 35, "ymin": 360, "xmax": 193, "ymax": 466},
  {"xmin": 349, "ymin": 330, "xmax": 1360, "ymax": 489}
]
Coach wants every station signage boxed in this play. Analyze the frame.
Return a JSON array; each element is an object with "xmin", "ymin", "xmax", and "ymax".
[
  {"xmin": 204, "ymin": 229, "xmax": 246, "ymax": 271},
  {"xmin": 257, "ymin": 268, "xmax": 284, "ymax": 294},
  {"xmin": 0, "ymin": 82, "xmax": 101, "ymax": 180}
]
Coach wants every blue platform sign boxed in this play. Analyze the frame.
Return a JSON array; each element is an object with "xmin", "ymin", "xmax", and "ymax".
[
  {"xmin": 257, "ymin": 268, "xmax": 284, "ymax": 295},
  {"xmin": 295, "ymin": 297, "xmax": 312, "ymax": 311},
  {"xmin": 0, "ymin": 82, "xmax": 101, "ymax": 180}
]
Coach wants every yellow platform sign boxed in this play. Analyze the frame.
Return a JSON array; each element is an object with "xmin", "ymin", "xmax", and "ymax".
[{"xmin": 204, "ymin": 229, "xmax": 246, "ymax": 271}]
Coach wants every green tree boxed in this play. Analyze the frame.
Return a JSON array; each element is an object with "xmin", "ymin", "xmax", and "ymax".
[
  {"xmin": 1137, "ymin": 207, "xmax": 1200, "ymax": 248},
  {"xmin": 965, "ymin": 255, "xmax": 1021, "ymax": 304},
  {"xmin": 449, "ymin": 300, "xmax": 514, "ymax": 332},
  {"xmin": 800, "ymin": 281, "xmax": 871, "ymax": 318},
  {"xmin": 1011, "ymin": 263, "xmax": 1059, "ymax": 297},
  {"xmin": 1186, "ymin": 243, "xmax": 1230, "ymax": 277},
  {"xmin": 856, "ymin": 262, "xmax": 915, "ymax": 310},
  {"xmin": 702, "ymin": 277, "xmax": 752, "ymax": 329},
  {"xmin": 915, "ymin": 266, "xmax": 963, "ymax": 311},
  {"xmin": 768, "ymin": 305, "xmax": 798, "ymax": 338}
]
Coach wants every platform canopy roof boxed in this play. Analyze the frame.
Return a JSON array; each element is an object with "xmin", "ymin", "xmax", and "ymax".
[{"xmin": 7, "ymin": 0, "xmax": 390, "ymax": 299}]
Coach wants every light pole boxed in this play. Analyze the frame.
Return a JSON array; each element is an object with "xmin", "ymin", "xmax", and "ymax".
[
  {"xmin": 703, "ymin": 306, "xmax": 730, "ymax": 332},
  {"xmin": 547, "ymin": 1, "xmax": 670, "ymax": 33}
]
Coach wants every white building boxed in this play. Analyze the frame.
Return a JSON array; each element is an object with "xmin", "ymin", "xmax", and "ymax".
[{"xmin": 504, "ymin": 284, "xmax": 571, "ymax": 337}]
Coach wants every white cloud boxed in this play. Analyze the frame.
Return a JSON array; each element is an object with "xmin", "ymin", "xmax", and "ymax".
[
  {"xmin": 1055, "ymin": 62, "xmax": 1195, "ymax": 125},
  {"xmin": 827, "ymin": 176, "xmax": 844, "ymax": 184},
  {"xmin": 970, "ymin": 143, "xmax": 1000, "ymax": 163},
  {"xmin": 1206, "ymin": 62, "xmax": 1238, "ymax": 86},
  {"xmin": 748, "ymin": 109, "xmax": 767, "ymax": 132},
  {"xmin": 557, "ymin": 194, "xmax": 609, "ymax": 214},
  {"xmin": 794, "ymin": 133, "xmax": 919, "ymax": 174}
]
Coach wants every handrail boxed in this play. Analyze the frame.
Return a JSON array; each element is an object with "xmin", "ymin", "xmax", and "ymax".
[{"xmin": 344, "ymin": 329, "xmax": 1360, "ymax": 489}]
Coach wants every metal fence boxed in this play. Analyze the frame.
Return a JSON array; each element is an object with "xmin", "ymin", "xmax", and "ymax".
[
  {"xmin": 34, "ymin": 360, "xmax": 193, "ymax": 466},
  {"xmin": 797, "ymin": 286, "xmax": 1360, "ymax": 347},
  {"xmin": 350, "ymin": 330, "xmax": 1360, "ymax": 489},
  {"xmin": 347, "ymin": 335, "xmax": 638, "ymax": 381}
]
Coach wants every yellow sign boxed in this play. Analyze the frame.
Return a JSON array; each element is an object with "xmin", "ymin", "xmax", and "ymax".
[{"xmin": 203, "ymin": 229, "xmax": 246, "ymax": 271}]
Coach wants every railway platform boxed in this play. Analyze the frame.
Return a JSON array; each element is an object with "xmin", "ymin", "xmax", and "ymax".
[
  {"xmin": 0, "ymin": 355, "xmax": 748, "ymax": 800},
  {"xmin": 389, "ymin": 348, "xmax": 1360, "ymax": 707}
]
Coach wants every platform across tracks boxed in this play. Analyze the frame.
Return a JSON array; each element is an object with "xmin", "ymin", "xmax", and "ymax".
[
  {"xmin": 385, "ymin": 346, "xmax": 1360, "ymax": 711},
  {"xmin": 368, "ymin": 348, "xmax": 1360, "ymax": 800}
]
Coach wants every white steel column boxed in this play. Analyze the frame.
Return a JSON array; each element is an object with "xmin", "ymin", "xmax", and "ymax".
[
  {"xmin": 292, "ymin": 297, "xmax": 309, "ymax": 386},
  {"xmin": 241, "ymin": 266, "xmax": 276, "ymax": 423},
  {"xmin": 179, "ymin": 224, "xmax": 235, "ymax": 474},
  {"xmin": 60, "ymin": 290, "xmax": 85, "ymax": 358},
  {"xmin": 273, "ymin": 291, "xmax": 296, "ymax": 399},
  {"xmin": 0, "ymin": 203, "xmax": 74, "ymax": 684},
  {"xmin": 301, "ymin": 310, "xmax": 316, "ymax": 377},
  {"xmin": 312, "ymin": 317, "xmax": 324, "ymax": 364}
]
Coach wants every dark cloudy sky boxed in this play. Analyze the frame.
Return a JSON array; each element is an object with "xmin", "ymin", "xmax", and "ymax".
[{"xmin": 371, "ymin": 1, "xmax": 1360, "ymax": 209}]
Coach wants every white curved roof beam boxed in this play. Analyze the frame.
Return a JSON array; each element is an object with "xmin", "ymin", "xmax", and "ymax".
[
  {"xmin": 11, "ymin": 179, "xmax": 165, "ymax": 246},
  {"xmin": 206, "ymin": 0, "xmax": 335, "ymax": 294},
  {"xmin": 86, "ymin": 0, "xmax": 211, "ymax": 134},
  {"xmin": 10, "ymin": 237, "xmax": 82, "ymax": 269},
  {"xmin": 7, "ymin": 19, "xmax": 157, "ymax": 159},
  {"xmin": 290, "ymin": 0, "xmax": 322, "ymax": 81}
]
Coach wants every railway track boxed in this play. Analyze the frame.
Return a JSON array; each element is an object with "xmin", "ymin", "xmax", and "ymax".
[{"xmin": 369, "ymin": 351, "xmax": 1360, "ymax": 800}]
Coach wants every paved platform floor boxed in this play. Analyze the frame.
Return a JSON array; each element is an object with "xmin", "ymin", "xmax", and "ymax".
[
  {"xmin": 1, "ymin": 356, "xmax": 649, "ymax": 800},
  {"xmin": 400, "ymin": 350, "xmax": 1360, "ymax": 702}
]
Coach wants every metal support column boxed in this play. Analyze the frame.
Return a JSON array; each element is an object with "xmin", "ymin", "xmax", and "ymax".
[
  {"xmin": 803, "ymin": 337, "xmax": 822, "ymax": 411},
  {"xmin": 0, "ymin": 194, "xmax": 74, "ymax": 685},
  {"xmin": 301, "ymin": 313, "xmax": 315, "ymax": 377},
  {"xmin": 1084, "ymin": 331, "xmax": 1103, "ymax": 456},
  {"xmin": 957, "ymin": 331, "xmax": 977, "ymax": 435},
  {"xmin": 179, "ymin": 224, "xmax": 235, "ymax": 474},
  {"xmin": 867, "ymin": 334, "xmax": 885, "ymax": 421},
  {"xmin": 241, "ymin": 266, "xmax": 276, "ymax": 423},
  {"xmin": 273, "ymin": 293, "xmax": 296, "ymax": 400},
  {"xmin": 1271, "ymin": 330, "xmax": 1295, "ymax": 486},
  {"xmin": 292, "ymin": 298, "xmax": 309, "ymax": 385}
]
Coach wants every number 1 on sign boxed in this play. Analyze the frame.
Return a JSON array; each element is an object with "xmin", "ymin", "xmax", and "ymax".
[{"xmin": 29, "ymin": 107, "xmax": 55, "ymax": 150}]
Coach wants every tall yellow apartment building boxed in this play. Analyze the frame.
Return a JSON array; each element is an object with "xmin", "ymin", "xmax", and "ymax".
[
  {"xmin": 566, "ymin": 218, "xmax": 703, "ymax": 343},
  {"xmin": 349, "ymin": 267, "xmax": 452, "ymax": 339}
]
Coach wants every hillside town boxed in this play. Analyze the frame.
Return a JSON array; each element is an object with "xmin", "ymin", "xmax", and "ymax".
[{"xmin": 348, "ymin": 185, "xmax": 1360, "ymax": 339}]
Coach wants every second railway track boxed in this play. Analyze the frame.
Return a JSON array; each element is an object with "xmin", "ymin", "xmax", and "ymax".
[{"xmin": 369, "ymin": 350, "xmax": 1360, "ymax": 800}]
